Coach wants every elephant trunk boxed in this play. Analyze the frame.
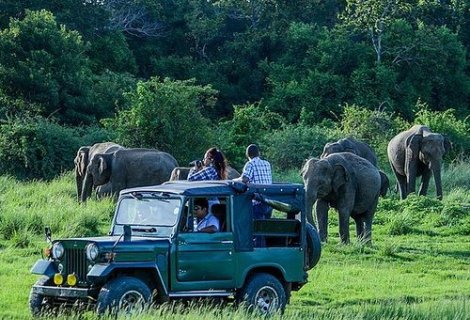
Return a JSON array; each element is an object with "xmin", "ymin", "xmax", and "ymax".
[
  {"xmin": 305, "ymin": 189, "xmax": 317, "ymax": 225},
  {"xmin": 80, "ymin": 173, "xmax": 94, "ymax": 202},
  {"xmin": 432, "ymin": 164, "xmax": 443, "ymax": 200},
  {"xmin": 75, "ymin": 169, "xmax": 83, "ymax": 202}
]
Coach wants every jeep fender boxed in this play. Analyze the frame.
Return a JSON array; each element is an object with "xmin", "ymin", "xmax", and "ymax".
[
  {"xmin": 30, "ymin": 260, "xmax": 56, "ymax": 278},
  {"xmin": 87, "ymin": 262, "xmax": 168, "ymax": 295}
]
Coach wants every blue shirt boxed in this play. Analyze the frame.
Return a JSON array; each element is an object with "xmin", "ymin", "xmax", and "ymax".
[
  {"xmin": 196, "ymin": 213, "xmax": 220, "ymax": 231},
  {"xmin": 241, "ymin": 156, "xmax": 272, "ymax": 184},
  {"xmin": 188, "ymin": 165, "xmax": 219, "ymax": 181}
]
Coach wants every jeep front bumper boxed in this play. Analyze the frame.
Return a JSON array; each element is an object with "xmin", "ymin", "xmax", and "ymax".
[{"xmin": 32, "ymin": 285, "xmax": 95, "ymax": 299}]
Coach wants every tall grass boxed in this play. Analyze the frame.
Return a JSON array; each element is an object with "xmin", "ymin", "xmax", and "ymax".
[{"xmin": 0, "ymin": 165, "xmax": 468, "ymax": 319}]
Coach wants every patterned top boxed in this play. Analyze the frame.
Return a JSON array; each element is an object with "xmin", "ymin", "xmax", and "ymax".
[
  {"xmin": 188, "ymin": 165, "xmax": 219, "ymax": 181},
  {"xmin": 241, "ymin": 156, "xmax": 272, "ymax": 184},
  {"xmin": 196, "ymin": 213, "xmax": 219, "ymax": 232}
]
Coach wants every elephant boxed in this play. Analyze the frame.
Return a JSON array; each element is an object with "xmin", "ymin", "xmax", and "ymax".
[
  {"xmin": 169, "ymin": 166, "xmax": 241, "ymax": 181},
  {"xmin": 387, "ymin": 125, "xmax": 451, "ymax": 200},
  {"xmin": 321, "ymin": 137, "xmax": 377, "ymax": 167},
  {"xmin": 81, "ymin": 148, "xmax": 178, "ymax": 201},
  {"xmin": 74, "ymin": 142, "xmax": 123, "ymax": 202},
  {"xmin": 321, "ymin": 137, "xmax": 390, "ymax": 197},
  {"xmin": 301, "ymin": 152, "xmax": 382, "ymax": 244}
]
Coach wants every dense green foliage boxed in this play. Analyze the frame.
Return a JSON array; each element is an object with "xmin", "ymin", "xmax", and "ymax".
[{"xmin": 0, "ymin": 2, "xmax": 469, "ymax": 179}]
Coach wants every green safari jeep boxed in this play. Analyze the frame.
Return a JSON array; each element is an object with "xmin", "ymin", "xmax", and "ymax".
[{"xmin": 30, "ymin": 181, "xmax": 321, "ymax": 315}]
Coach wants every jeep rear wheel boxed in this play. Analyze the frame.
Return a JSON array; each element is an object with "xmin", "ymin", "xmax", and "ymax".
[
  {"xmin": 237, "ymin": 273, "xmax": 287, "ymax": 315},
  {"xmin": 306, "ymin": 222, "xmax": 321, "ymax": 270},
  {"xmin": 29, "ymin": 277, "xmax": 54, "ymax": 316},
  {"xmin": 96, "ymin": 276, "xmax": 152, "ymax": 316}
]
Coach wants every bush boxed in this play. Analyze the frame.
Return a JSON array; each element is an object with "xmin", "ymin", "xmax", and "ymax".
[
  {"xmin": 414, "ymin": 103, "xmax": 470, "ymax": 160},
  {"xmin": 0, "ymin": 116, "xmax": 82, "ymax": 180},
  {"xmin": 215, "ymin": 103, "xmax": 286, "ymax": 169},
  {"xmin": 340, "ymin": 104, "xmax": 409, "ymax": 166},
  {"xmin": 264, "ymin": 122, "xmax": 337, "ymax": 171},
  {"xmin": 104, "ymin": 77, "xmax": 216, "ymax": 164},
  {"xmin": 387, "ymin": 213, "xmax": 414, "ymax": 236}
]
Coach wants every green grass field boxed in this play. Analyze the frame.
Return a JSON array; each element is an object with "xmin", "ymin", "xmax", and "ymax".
[{"xmin": 0, "ymin": 162, "xmax": 469, "ymax": 319}]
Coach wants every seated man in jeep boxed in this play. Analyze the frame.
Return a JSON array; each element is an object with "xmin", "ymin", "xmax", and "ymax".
[{"xmin": 194, "ymin": 198, "xmax": 219, "ymax": 233}]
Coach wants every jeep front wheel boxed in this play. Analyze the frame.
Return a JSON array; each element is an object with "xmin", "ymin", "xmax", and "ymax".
[
  {"xmin": 96, "ymin": 276, "xmax": 152, "ymax": 316},
  {"xmin": 29, "ymin": 276, "xmax": 54, "ymax": 316},
  {"xmin": 237, "ymin": 273, "xmax": 287, "ymax": 315}
]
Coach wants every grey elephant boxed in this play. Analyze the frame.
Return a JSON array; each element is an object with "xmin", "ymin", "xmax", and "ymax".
[
  {"xmin": 169, "ymin": 166, "xmax": 241, "ymax": 181},
  {"xmin": 302, "ymin": 152, "xmax": 382, "ymax": 244},
  {"xmin": 321, "ymin": 137, "xmax": 389, "ymax": 197},
  {"xmin": 321, "ymin": 137, "xmax": 377, "ymax": 167},
  {"xmin": 81, "ymin": 148, "xmax": 178, "ymax": 201},
  {"xmin": 74, "ymin": 142, "xmax": 123, "ymax": 202},
  {"xmin": 387, "ymin": 125, "xmax": 451, "ymax": 200}
]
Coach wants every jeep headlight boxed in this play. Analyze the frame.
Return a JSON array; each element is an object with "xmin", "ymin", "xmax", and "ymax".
[
  {"xmin": 86, "ymin": 243, "xmax": 99, "ymax": 261},
  {"xmin": 51, "ymin": 242, "xmax": 64, "ymax": 259}
]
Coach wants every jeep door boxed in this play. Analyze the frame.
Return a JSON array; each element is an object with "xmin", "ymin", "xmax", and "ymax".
[{"xmin": 172, "ymin": 197, "xmax": 235, "ymax": 291}]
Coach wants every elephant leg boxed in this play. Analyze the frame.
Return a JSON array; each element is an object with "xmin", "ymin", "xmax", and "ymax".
[
  {"xmin": 337, "ymin": 209, "xmax": 351, "ymax": 244},
  {"xmin": 390, "ymin": 162, "xmax": 407, "ymax": 200},
  {"xmin": 362, "ymin": 198, "xmax": 378, "ymax": 245},
  {"xmin": 418, "ymin": 169, "xmax": 431, "ymax": 196},
  {"xmin": 352, "ymin": 215, "xmax": 364, "ymax": 240},
  {"xmin": 315, "ymin": 199, "xmax": 329, "ymax": 242}
]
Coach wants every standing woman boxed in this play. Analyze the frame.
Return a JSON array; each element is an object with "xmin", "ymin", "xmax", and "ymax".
[{"xmin": 188, "ymin": 147, "xmax": 228, "ymax": 181}]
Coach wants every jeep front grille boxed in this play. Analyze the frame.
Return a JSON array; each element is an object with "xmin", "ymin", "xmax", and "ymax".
[{"xmin": 65, "ymin": 248, "xmax": 88, "ymax": 283}]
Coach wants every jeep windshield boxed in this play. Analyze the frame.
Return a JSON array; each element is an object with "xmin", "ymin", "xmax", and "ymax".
[{"xmin": 113, "ymin": 194, "xmax": 181, "ymax": 236}]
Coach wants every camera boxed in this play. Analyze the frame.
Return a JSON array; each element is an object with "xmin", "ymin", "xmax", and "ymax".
[{"xmin": 189, "ymin": 159, "xmax": 203, "ymax": 168}]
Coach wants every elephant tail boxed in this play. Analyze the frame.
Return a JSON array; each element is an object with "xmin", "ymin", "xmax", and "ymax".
[{"xmin": 379, "ymin": 171, "xmax": 389, "ymax": 197}]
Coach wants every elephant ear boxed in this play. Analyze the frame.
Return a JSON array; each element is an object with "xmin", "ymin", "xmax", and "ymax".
[
  {"xmin": 332, "ymin": 164, "xmax": 349, "ymax": 193},
  {"xmin": 75, "ymin": 147, "xmax": 90, "ymax": 176},
  {"xmin": 443, "ymin": 136, "xmax": 452, "ymax": 154},
  {"xmin": 98, "ymin": 155, "xmax": 107, "ymax": 176},
  {"xmin": 320, "ymin": 143, "xmax": 332, "ymax": 158},
  {"xmin": 405, "ymin": 133, "xmax": 422, "ymax": 168},
  {"xmin": 301, "ymin": 158, "xmax": 319, "ymax": 178}
]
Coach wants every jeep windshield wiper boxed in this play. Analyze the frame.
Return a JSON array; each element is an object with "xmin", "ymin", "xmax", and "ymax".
[{"xmin": 131, "ymin": 227, "xmax": 157, "ymax": 233}]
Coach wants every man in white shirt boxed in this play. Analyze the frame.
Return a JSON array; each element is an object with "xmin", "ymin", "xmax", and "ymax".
[{"xmin": 194, "ymin": 198, "xmax": 219, "ymax": 233}]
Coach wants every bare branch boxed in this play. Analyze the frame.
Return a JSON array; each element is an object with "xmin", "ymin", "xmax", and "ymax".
[{"xmin": 104, "ymin": 0, "xmax": 167, "ymax": 37}]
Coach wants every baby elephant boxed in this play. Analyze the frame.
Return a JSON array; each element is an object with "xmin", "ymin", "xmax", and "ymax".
[{"xmin": 302, "ymin": 152, "xmax": 382, "ymax": 244}]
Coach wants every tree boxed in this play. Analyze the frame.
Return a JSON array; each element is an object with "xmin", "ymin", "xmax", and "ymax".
[
  {"xmin": 215, "ymin": 102, "xmax": 285, "ymax": 168},
  {"xmin": 341, "ymin": 0, "xmax": 412, "ymax": 65},
  {"xmin": 0, "ymin": 10, "xmax": 95, "ymax": 125},
  {"xmin": 103, "ymin": 77, "xmax": 217, "ymax": 163}
]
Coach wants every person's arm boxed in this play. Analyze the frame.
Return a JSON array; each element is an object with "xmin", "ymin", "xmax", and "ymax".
[
  {"xmin": 198, "ymin": 225, "xmax": 218, "ymax": 233},
  {"xmin": 188, "ymin": 167, "xmax": 212, "ymax": 181},
  {"xmin": 240, "ymin": 161, "xmax": 253, "ymax": 183}
]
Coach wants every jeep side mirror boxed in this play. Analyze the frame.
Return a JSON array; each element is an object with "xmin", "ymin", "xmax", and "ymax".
[{"xmin": 44, "ymin": 226, "xmax": 52, "ymax": 243}]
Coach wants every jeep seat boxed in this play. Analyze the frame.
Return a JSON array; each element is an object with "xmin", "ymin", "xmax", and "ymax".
[{"xmin": 211, "ymin": 203, "xmax": 226, "ymax": 231}]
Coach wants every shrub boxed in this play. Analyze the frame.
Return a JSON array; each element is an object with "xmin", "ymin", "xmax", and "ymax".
[
  {"xmin": 215, "ymin": 103, "xmax": 286, "ymax": 169},
  {"xmin": 414, "ymin": 102, "xmax": 470, "ymax": 160},
  {"xmin": 440, "ymin": 205, "xmax": 468, "ymax": 226},
  {"xmin": 0, "ymin": 116, "xmax": 82, "ymax": 180},
  {"xmin": 402, "ymin": 194, "xmax": 444, "ymax": 223},
  {"xmin": 340, "ymin": 104, "xmax": 409, "ymax": 166},
  {"xmin": 264, "ymin": 122, "xmax": 337, "ymax": 171},
  {"xmin": 387, "ymin": 213, "xmax": 414, "ymax": 236},
  {"xmin": 104, "ymin": 77, "xmax": 216, "ymax": 164}
]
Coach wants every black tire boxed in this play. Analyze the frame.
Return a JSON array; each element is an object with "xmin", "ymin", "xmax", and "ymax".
[
  {"xmin": 29, "ymin": 276, "xmax": 53, "ymax": 316},
  {"xmin": 237, "ymin": 273, "xmax": 287, "ymax": 315},
  {"xmin": 306, "ymin": 222, "xmax": 321, "ymax": 270},
  {"xmin": 96, "ymin": 276, "xmax": 152, "ymax": 316}
]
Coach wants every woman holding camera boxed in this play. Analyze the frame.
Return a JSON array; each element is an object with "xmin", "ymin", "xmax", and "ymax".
[{"xmin": 187, "ymin": 147, "xmax": 228, "ymax": 181}]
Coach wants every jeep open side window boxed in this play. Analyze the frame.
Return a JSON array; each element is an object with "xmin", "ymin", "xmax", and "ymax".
[{"xmin": 179, "ymin": 196, "xmax": 230, "ymax": 233}]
